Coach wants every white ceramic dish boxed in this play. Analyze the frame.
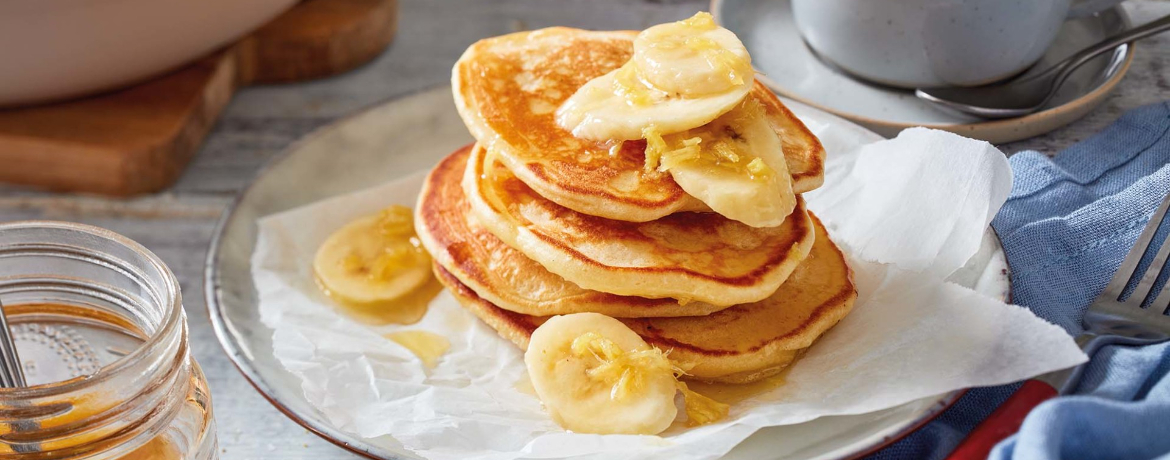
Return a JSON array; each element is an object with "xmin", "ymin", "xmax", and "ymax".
[
  {"xmin": 205, "ymin": 87, "xmax": 1010, "ymax": 460},
  {"xmin": 0, "ymin": 0, "xmax": 297, "ymax": 107},
  {"xmin": 712, "ymin": 0, "xmax": 1133, "ymax": 143}
]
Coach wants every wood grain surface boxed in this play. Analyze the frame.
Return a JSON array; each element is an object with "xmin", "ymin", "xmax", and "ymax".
[
  {"xmin": 0, "ymin": 1, "xmax": 1167, "ymax": 458},
  {"xmin": 236, "ymin": 0, "xmax": 399, "ymax": 84},
  {"xmin": 0, "ymin": 0, "xmax": 397, "ymax": 197},
  {"xmin": 0, "ymin": 52, "xmax": 237, "ymax": 196}
]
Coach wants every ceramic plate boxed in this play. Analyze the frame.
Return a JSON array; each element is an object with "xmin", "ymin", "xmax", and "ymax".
[
  {"xmin": 206, "ymin": 86, "xmax": 1010, "ymax": 460},
  {"xmin": 712, "ymin": 0, "xmax": 1133, "ymax": 143}
]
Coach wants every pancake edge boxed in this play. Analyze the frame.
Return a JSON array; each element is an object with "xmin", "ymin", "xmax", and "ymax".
[
  {"xmin": 464, "ymin": 143, "xmax": 816, "ymax": 306},
  {"xmin": 415, "ymin": 145, "xmax": 732, "ymax": 318},
  {"xmin": 432, "ymin": 213, "xmax": 858, "ymax": 384}
]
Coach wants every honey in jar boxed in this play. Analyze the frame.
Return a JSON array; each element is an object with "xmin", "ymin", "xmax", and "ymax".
[{"xmin": 0, "ymin": 221, "xmax": 216, "ymax": 459}]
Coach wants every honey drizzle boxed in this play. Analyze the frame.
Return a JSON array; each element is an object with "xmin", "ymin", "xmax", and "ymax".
[
  {"xmin": 318, "ymin": 274, "xmax": 442, "ymax": 326},
  {"xmin": 385, "ymin": 331, "xmax": 450, "ymax": 368},
  {"xmin": 0, "ymin": 304, "xmax": 183, "ymax": 459},
  {"xmin": 1, "ymin": 303, "xmax": 145, "ymax": 338},
  {"xmin": 685, "ymin": 372, "xmax": 788, "ymax": 406}
]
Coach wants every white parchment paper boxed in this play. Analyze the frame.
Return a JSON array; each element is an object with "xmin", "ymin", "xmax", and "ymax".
[{"xmin": 252, "ymin": 125, "xmax": 1087, "ymax": 460}]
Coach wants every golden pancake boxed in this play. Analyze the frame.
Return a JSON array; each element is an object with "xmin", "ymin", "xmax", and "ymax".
[
  {"xmin": 434, "ymin": 213, "xmax": 857, "ymax": 384},
  {"xmin": 463, "ymin": 144, "xmax": 814, "ymax": 306},
  {"xmin": 452, "ymin": 27, "xmax": 825, "ymax": 222},
  {"xmin": 416, "ymin": 145, "xmax": 729, "ymax": 318}
]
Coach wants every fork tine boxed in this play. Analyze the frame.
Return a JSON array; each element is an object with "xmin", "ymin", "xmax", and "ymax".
[
  {"xmin": 1155, "ymin": 272, "xmax": 1170, "ymax": 315},
  {"xmin": 1102, "ymin": 193, "xmax": 1170, "ymax": 301},
  {"xmin": 1127, "ymin": 222, "xmax": 1170, "ymax": 308}
]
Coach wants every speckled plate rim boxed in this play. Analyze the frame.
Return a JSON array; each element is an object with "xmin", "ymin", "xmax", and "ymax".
[
  {"xmin": 204, "ymin": 85, "xmax": 1010, "ymax": 460},
  {"xmin": 710, "ymin": 0, "xmax": 1135, "ymax": 143}
]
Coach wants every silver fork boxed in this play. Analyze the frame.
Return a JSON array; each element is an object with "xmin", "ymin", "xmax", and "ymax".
[{"xmin": 947, "ymin": 191, "xmax": 1170, "ymax": 460}]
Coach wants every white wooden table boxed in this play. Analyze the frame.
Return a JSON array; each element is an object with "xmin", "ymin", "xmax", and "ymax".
[{"xmin": 0, "ymin": 1, "xmax": 1167, "ymax": 458}]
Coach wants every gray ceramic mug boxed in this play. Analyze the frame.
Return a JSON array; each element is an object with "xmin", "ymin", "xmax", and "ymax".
[{"xmin": 791, "ymin": 0, "xmax": 1126, "ymax": 88}]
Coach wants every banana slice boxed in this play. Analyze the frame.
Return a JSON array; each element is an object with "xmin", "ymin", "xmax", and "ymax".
[
  {"xmin": 646, "ymin": 98, "xmax": 796, "ymax": 227},
  {"xmin": 633, "ymin": 12, "xmax": 753, "ymax": 97},
  {"xmin": 313, "ymin": 206, "xmax": 432, "ymax": 305},
  {"xmin": 556, "ymin": 12, "xmax": 753, "ymax": 141},
  {"xmin": 524, "ymin": 313, "xmax": 678, "ymax": 435}
]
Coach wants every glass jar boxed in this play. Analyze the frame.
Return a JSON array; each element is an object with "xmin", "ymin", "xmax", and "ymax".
[{"xmin": 0, "ymin": 221, "xmax": 216, "ymax": 459}]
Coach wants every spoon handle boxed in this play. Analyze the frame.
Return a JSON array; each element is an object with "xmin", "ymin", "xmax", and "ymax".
[
  {"xmin": 0, "ymin": 297, "xmax": 27, "ymax": 388},
  {"xmin": 1057, "ymin": 14, "xmax": 1170, "ymax": 78}
]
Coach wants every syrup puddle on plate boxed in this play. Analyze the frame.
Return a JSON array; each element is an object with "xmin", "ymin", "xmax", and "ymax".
[
  {"xmin": 513, "ymin": 366, "xmax": 790, "ymax": 431},
  {"xmin": 385, "ymin": 330, "xmax": 450, "ymax": 368},
  {"xmin": 686, "ymin": 372, "xmax": 789, "ymax": 405},
  {"xmin": 333, "ymin": 276, "xmax": 444, "ymax": 326},
  {"xmin": 665, "ymin": 370, "xmax": 792, "ymax": 432}
]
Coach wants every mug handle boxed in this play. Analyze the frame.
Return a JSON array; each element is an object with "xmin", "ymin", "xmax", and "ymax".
[{"xmin": 1068, "ymin": 0, "xmax": 1126, "ymax": 18}]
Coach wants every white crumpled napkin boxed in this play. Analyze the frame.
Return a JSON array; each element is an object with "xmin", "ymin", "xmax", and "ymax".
[{"xmin": 252, "ymin": 124, "xmax": 1086, "ymax": 460}]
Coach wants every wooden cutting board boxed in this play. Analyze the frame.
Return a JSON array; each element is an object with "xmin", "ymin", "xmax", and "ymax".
[{"xmin": 0, "ymin": 0, "xmax": 397, "ymax": 196}]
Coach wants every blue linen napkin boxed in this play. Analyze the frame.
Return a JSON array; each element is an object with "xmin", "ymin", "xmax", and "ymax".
[{"xmin": 867, "ymin": 101, "xmax": 1170, "ymax": 460}]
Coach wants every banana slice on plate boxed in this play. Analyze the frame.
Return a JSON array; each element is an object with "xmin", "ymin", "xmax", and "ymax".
[
  {"xmin": 313, "ymin": 206, "xmax": 432, "ymax": 305},
  {"xmin": 524, "ymin": 313, "xmax": 679, "ymax": 435},
  {"xmin": 556, "ymin": 12, "xmax": 753, "ymax": 141},
  {"xmin": 646, "ymin": 98, "xmax": 796, "ymax": 228}
]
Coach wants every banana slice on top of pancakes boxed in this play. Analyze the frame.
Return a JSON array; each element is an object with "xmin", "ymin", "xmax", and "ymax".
[
  {"xmin": 555, "ymin": 13, "xmax": 754, "ymax": 141},
  {"xmin": 452, "ymin": 13, "xmax": 825, "ymax": 226}
]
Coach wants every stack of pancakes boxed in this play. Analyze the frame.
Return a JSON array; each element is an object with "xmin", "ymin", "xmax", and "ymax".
[{"xmin": 416, "ymin": 27, "xmax": 857, "ymax": 384}]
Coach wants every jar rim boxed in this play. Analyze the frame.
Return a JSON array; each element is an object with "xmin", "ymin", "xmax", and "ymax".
[{"xmin": 0, "ymin": 220, "xmax": 183, "ymax": 397}]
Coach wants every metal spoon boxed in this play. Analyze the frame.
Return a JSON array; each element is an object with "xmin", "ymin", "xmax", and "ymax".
[
  {"xmin": 0, "ymin": 297, "xmax": 27, "ymax": 388},
  {"xmin": 916, "ymin": 14, "xmax": 1170, "ymax": 119}
]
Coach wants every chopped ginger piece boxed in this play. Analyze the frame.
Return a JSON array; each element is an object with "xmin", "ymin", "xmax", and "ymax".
[
  {"xmin": 712, "ymin": 141, "xmax": 741, "ymax": 163},
  {"xmin": 746, "ymin": 157, "xmax": 774, "ymax": 180},
  {"xmin": 677, "ymin": 381, "xmax": 731, "ymax": 426},
  {"xmin": 640, "ymin": 97, "xmax": 780, "ymax": 186},
  {"xmin": 680, "ymin": 11, "xmax": 718, "ymax": 30},
  {"xmin": 684, "ymin": 36, "xmax": 748, "ymax": 86},
  {"xmin": 642, "ymin": 126, "xmax": 667, "ymax": 173},
  {"xmin": 658, "ymin": 137, "xmax": 702, "ymax": 170},
  {"xmin": 613, "ymin": 65, "xmax": 655, "ymax": 107},
  {"xmin": 571, "ymin": 332, "xmax": 674, "ymax": 401}
]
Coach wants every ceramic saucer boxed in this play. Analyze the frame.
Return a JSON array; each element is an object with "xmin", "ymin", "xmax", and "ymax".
[{"xmin": 712, "ymin": 0, "xmax": 1134, "ymax": 143}]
